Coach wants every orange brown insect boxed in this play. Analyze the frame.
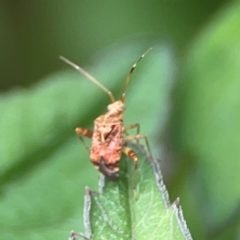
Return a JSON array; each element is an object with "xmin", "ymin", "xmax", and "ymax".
[{"xmin": 60, "ymin": 49, "xmax": 152, "ymax": 181}]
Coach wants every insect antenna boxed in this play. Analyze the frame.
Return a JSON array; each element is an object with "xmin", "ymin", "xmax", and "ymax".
[
  {"xmin": 121, "ymin": 48, "xmax": 152, "ymax": 103},
  {"xmin": 60, "ymin": 56, "xmax": 115, "ymax": 103}
]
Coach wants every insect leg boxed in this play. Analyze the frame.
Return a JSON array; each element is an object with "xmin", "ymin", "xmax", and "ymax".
[
  {"xmin": 75, "ymin": 127, "xmax": 93, "ymax": 152},
  {"xmin": 122, "ymin": 146, "xmax": 138, "ymax": 169},
  {"xmin": 122, "ymin": 146, "xmax": 138, "ymax": 198},
  {"xmin": 124, "ymin": 123, "xmax": 140, "ymax": 141},
  {"xmin": 124, "ymin": 134, "xmax": 153, "ymax": 159}
]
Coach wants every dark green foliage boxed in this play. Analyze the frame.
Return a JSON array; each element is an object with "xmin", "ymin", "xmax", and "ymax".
[{"xmin": 1, "ymin": 1, "xmax": 239, "ymax": 239}]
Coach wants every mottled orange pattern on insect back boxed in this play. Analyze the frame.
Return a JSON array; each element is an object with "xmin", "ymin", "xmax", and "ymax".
[{"xmin": 60, "ymin": 49, "xmax": 153, "ymax": 181}]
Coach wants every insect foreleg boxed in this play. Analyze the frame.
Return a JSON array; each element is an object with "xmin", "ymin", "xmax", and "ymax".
[
  {"xmin": 124, "ymin": 134, "xmax": 152, "ymax": 159},
  {"xmin": 75, "ymin": 127, "xmax": 93, "ymax": 152}
]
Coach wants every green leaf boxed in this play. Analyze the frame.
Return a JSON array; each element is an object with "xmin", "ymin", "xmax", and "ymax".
[
  {"xmin": 76, "ymin": 143, "xmax": 191, "ymax": 240},
  {"xmin": 168, "ymin": 1, "xmax": 240, "ymax": 237}
]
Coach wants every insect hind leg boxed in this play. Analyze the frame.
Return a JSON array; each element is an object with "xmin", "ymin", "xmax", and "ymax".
[
  {"xmin": 122, "ymin": 146, "xmax": 138, "ymax": 169},
  {"xmin": 122, "ymin": 146, "xmax": 139, "ymax": 198},
  {"xmin": 124, "ymin": 134, "xmax": 153, "ymax": 159}
]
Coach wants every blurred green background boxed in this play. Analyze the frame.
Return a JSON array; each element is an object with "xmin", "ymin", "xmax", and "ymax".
[{"xmin": 1, "ymin": 0, "xmax": 240, "ymax": 239}]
